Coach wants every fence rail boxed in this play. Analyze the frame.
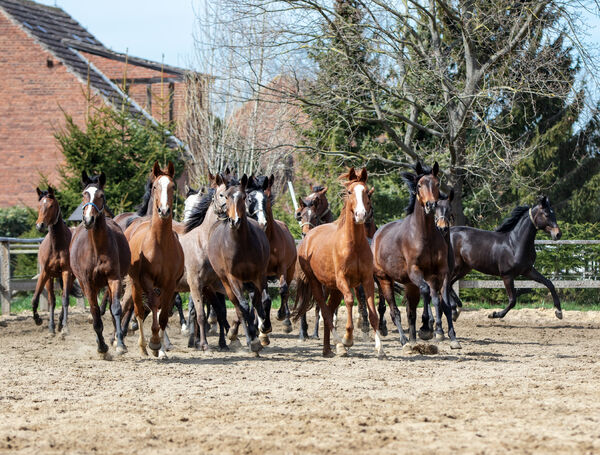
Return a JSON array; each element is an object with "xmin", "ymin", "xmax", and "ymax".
[{"xmin": 0, "ymin": 237, "xmax": 599, "ymax": 316}]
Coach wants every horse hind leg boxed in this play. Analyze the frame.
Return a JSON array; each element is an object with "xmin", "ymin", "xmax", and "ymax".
[
  {"xmin": 361, "ymin": 278, "xmax": 385, "ymax": 359},
  {"xmin": 489, "ymin": 277, "xmax": 517, "ymax": 319},
  {"xmin": 58, "ymin": 271, "xmax": 72, "ymax": 336},
  {"xmin": 375, "ymin": 279, "xmax": 388, "ymax": 337},
  {"xmin": 173, "ymin": 293, "xmax": 189, "ymax": 335},
  {"xmin": 378, "ymin": 277, "xmax": 408, "ymax": 345},
  {"xmin": 278, "ymin": 279, "xmax": 293, "ymax": 334},
  {"xmin": 418, "ymin": 284, "xmax": 434, "ymax": 341},
  {"xmin": 31, "ymin": 271, "xmax": 47, "ymax": 326},
  {"xmin": 210, "ymin": 291, "xmax": 229, "ymax": 351},
  {"xmin": 355, "ymin": 285, "xmax": 370, "ymax": 338}
]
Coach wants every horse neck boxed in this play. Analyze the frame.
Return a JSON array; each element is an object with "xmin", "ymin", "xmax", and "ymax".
[
  {"xmin": 150, "ymin": 207, "xmax": 173, "ymax": 242},
  {"xmin": 507, "ymin": 211, "xmax": 538, "ymax": 251},
  {"xmin": 48, "ymin": 211, "xmax": 69, "ymax": 244},
  {"xmin": 409, "ymin": 200, "xmax": 437, "ymax": 238},
  {"xmin": 265, "ymin": 198, "xmax": 275, "ymax": 238},
  {"xmin": 88, "ymin": 213, "xmax": 109, "ymax": 252},
  {"xmin": 339, "ymin": 202, "xmax": 367, "ymax": 248}
]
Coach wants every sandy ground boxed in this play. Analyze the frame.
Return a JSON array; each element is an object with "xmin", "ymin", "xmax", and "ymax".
[{"xmin": 0, "ymin": 306, "xmax": 599, "ymax": 454}]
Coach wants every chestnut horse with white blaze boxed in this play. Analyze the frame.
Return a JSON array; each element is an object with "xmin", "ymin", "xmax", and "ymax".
[
  {"xmin": 69, "ymin": 172, "xmax": 131, "ymax": 356},
  {"xmin": 32, "ymin": 186, "xmax": 74, "ymax": 335},
  {"xmin": 293, "ymin": 168, "xmax": 385, "ymax": 358},
  {"xmin": 126, "ymin": 162, "xmax": 184, "ymax": 358}
]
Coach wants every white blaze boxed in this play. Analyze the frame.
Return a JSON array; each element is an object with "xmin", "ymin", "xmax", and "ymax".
[
  {"xmin": 157, "ymin": 176, "xmax": 170, "ymax": 214},
  {"xmin": 83, "ymin": 187, "xmax": 98, "ymax": 222},
  {"xmin": 353, "ymin": 184, "xmax": 366, "ymax": 222},
  {"xmin": 255, "ymin": 192, "xmax": 267, "ymax": 228},
  {"xmin": 232, "ymin": 191, "xmax": 241, "ymax": 222}
]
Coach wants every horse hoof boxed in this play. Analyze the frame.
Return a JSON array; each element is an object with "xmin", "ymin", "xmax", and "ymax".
[
  {"xmin": 250, "ymin": 338, "xmax": 263, "ymax": 353},
  {"xmin": 98, "ymin": 351, "xmax": 111, "ymax": 361},
  {"xmin": 276, "ymin": 311, "xmax": 286, "ymax": 322},
  {"xmin": 450, "ymin": 340, "xmax": 462, "ymax": 350},
  {"xmin": 48, "ymin": 327, "xmax": 56, "ymax": 336},
  {"xmin": 418, "ymin": 329, "xmax": 433, "ymax": 341},
  {"xmin": 207, "ymin": 315, "xmax": 217, "ymax": 325},
  {"xmin": 260, "ymin": 323, "xmax": 273, "ymax": 335},
  {"xmin": 34, "ymin": 315, "xmax": 43, "ymax": 326},
  {"xmin": 180, "ymin": 324, "xmax": 189, "ymax": 336},
  {"xmin": 150, "ymin": 349, "xmax": 159, "ymax": 357},
  {"xmin": 115, "ymin": 345, "xmax": 126, "ymax": 355},
  {"xmin": 60, "ymin": 326, "xmax": 69, "ymax": 336},
  {"xmin": 218, "ymin": 344, "xmax": 230, "ymax": 352},
  {"xmin": 435, "ymin": 332, "xmax": 445, "ymax": 341},
  {"xmin": 148, "ymin": 340, "xmax": 161, "ymax": 351},
  {"xmin": 227, "ymin": 328, "xmax": 237, "ymax": 341},
  {"xmin": 158, "ymin": 350, "xmax": 168, "ymax": 359},
  {"xmin": 336, "ymin": 343, "xmax": 348, "ymax": 356},
  {"xmin": 380, "ymin": 323, "xmax": 388, "ymax": 337},
  {"xmin": 208, "ymin": 324, "xmax": 218, "ymax": 336},
  {"xmin": 164, "ymin": 343, "xmax": 174, "ymax": 352},
  {"xmin": 229, "ymin": 338, "xmax": 243, "ymax": 351},
  {"xmin": 342, "ymin": 336, "xmax": 353, "ymax": 348},
  {"xmin": 322, "ymin": 349, "xmax": 335, "ymax": 358},
  {"xmin": 259, "ymin": 333, "xmax": 270, "ymax": 347},
  {"xmin": 488, "ymin": 312, "xmax": 498, "ymax": 319},
  {"xmin": 400, "ymin": 336, "xmax": 409, "ymax": 346},
  {"xmin": 555, "ymin": 310, "xmax": 563, "ymax": 320},
  {"xmin": 98, "ymin": 343, "xmax": 109, "ymax": 354},
  {"xmin": 139, "ymin": 346, "xmax": 148, "ymax": 356},
  {"xmin": 282, "ymin": 319, "xmax": 293, "ymax": 334},
  {"xmin": 376, "ymin": 349, "xmax": 387, "ymax": 360},
  {"xmin": 87, "ymin": 314, "xmax": 94, "ymax": 324}
]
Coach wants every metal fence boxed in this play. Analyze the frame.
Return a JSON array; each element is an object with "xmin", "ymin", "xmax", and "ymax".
[{"xmin": 1, "ymin": 237, "xmax": 599, "ymax": 315}]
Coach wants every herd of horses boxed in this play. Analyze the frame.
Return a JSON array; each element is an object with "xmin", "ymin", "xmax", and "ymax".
[{"xmin": 30, "ymin": 160, "xmax": 564, "ymax": 358}]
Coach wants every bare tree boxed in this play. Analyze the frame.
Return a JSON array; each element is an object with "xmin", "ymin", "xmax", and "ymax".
[{"xmin": 204, "ymin": 0, "xmax": 599, "ymax": 223}]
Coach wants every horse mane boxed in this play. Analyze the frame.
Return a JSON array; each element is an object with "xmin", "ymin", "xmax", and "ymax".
[
  {"xmin": 135, "ymin": 178, "xmax": 153, "ymax": 216},
  {"xmin": 401, "ymin": 162, "xmax": 434, "ymax": 215},
  {"xmin": 184, "ymin": 188, "xmax": 215, "ymax": 233},
  {"xmin": 494, "ymin": 205, "xmax": 530, "ymax": 232},
  {"xmin": 312, "ymin": 185, "xmax": 325, "ymax": 192},
  {"xmin": 124, "ymin": 216, "xmax": 138, "ymax": 229}
]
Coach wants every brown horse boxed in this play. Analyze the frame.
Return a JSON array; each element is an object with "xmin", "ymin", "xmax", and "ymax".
[
  {"xmin": 372, "ymin": 162, "xmax": 461, "ymax": 349},
  {"xmin": 32, "ymin": 186, "xmax": 73, "ymax": 335},
  {"xmin": 295, "ymin": 185, "xmax": 333, "ymax": 236},
  {"xmin": 127, "ymin": 162, "xmax": 185, "ymax": 358},
  {"xmin": 207, "ymin": 174, "xmax": 270, "ymax": 353},
  {"xmin": 293, "ymin": 168, "xmax": 385, "ymax": 358},
  {"xmin": 69, "ymin": 172, "xmax": 131, "ymax": 356},
  {"xmin": 246, "ymin": 175, "xmax": 297, "ymax": 340}
]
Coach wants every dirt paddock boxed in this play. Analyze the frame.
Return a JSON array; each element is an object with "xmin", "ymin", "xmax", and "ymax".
[{"xmin": 1, "ymin": 306, "xmax": 599, "ymax": 454}]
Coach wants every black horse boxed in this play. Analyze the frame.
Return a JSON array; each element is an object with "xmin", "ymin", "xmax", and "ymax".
[{"xmin": 449, "ymin": 195, "xmax": 562, "ymax": 319}]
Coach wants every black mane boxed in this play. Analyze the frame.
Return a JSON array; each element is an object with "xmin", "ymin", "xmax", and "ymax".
[
  {"xmin": 135, "ymin": 178, "xmax": 153, "ymax": 216},
  {"xmin": 494, "ymin": 206, "xmax": 530, "ymax": 232},
  {"xmin": 184, "ymin": 188, "xmax": 215, "ymax": 233}
]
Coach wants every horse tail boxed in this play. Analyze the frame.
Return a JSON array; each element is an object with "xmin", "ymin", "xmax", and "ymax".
[{"xmin": 291, "ymin": 266, "xmax": 314, "ymax": 321}]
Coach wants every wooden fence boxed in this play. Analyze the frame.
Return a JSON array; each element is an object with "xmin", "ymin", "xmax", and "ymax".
[{"xmin": 0, "ymin": 237, "xmax": 599, "ymax": 315}]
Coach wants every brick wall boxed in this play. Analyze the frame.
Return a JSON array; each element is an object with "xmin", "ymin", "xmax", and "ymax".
[
  {"xmin": 81, "ymin": 51, "xmax": 186, "ymax": 127},
  {"xmin": 0, "ymin": 10, "xmax": 92, "ymax": 208}
]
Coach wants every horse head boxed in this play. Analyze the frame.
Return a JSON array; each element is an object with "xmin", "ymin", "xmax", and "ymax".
[
  {"xmin": 151, "ymin": 161, "xmax": 175, "ymax": 219},
  {"xmin": 246, "ymin": 174, "xmax": 272, "ymax": 231},
  {"xmin": 81, "ymin": 171, "xmax": 107, "ymax": 229},
  {"xmin": 341, "ymin": 167, "xmax": 371, "ymax": 225},
  {"xmin": 35, "ymin": 186, "xmax": 60, "ymax": 232},
  {"xmin": 435, "ymin": 188, "xmax": 454, "ymax": 234},
  {"xmin": 223, "ymin": 174, "xmax": 248, "ymax": 230},
  {"xmin": 403, "ymin": 161, "xmax": 440, "ymax": 216},
  {"xmin": 531, "ymin": 195, "xmax": 562, "ymax": 240}
]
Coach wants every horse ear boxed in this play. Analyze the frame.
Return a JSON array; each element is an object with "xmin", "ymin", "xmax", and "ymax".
[
  {"xmin": 81, "ymin": 171, "xmax": 90, "ymax": 187},
  {"xmin": 432, "ymin": 162, "xmax": 439, "ymax": 177},
  {"xmin": 298, "ymin": 197, "xmax": 306, "ymax": 208},
  {"xmin": 241, "ymin": 174, "xmax": 248, "ymax": 191},
  {"xmin": 269, "ymin": 174, "xmax": 275, "ymax": 188},
  {"xmin": 320, "ymin": 186, "xmax": 328, "ymax": 195},
  {"xmin": 358, "ymin": 168, "xmax": 368, "ymax": 183},
  {"xmin": 348, "ymin": 168, "xmax": 357, "ymax": 182},
  {"xmin": 47, "ymin": 186, "xmax": 55, "ymax": 196},
  {"xmin": 152, "ymin": 161, "xmax": 161, "ymax": 178},
  {"xmin": 215, "ymin": 174, "xmax": 224, "ymax": 186},
  {"xmin": 36, "ymin": 187, "xmax": 42, "ymax": 197},
  {"xmin": 166, "ymin": 161, "xmax": 175, "ymax": 177},
  {"xmin": 368, "ymin": 187, "xmax": 375, "ymax": 198},
  {"xmin": 262, "ymin": 177, "xmax": 269, "ymax": 191},
  {"xmin": 225, "ymin": 167, "xmax": 231, "ymax": 176},
  {"xmin": 415, "ymin": 162, "xmax": 424, "ymax": 175},
  {"xmin": 448, "ymin": 188, "xmax": 455, "ymax": 202},
  {"xmin": 99, "ymin": 172, "xmax": 106, "ymax": 188}
]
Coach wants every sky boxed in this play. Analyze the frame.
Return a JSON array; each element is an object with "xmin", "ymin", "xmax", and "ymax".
[{"xmin": 36, "ymin": 0, "xmax": 200, "ymax": 68}]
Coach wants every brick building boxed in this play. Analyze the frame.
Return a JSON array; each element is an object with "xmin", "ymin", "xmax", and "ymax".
[{"xmin": 0, "ymin": 0, "xmax": 193, "ymax": 207}]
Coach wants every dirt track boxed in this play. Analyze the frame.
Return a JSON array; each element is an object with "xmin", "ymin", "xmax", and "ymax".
[{"xmin": 1, "ymin": 306, "xmax": 599, "ymax": 454}]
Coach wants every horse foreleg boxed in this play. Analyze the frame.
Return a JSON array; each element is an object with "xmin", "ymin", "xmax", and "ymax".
[
  {"xmin": 108, "ymin": 279, "xmax": 126, "ymax": 355},
  {"xmin": 46, "ymin": 278, "xmax": 56, "ymax": 335},
  {"xmin": 173, "ymin": 293, "xmax": 188, "ymax": 335},
  {"xmin": 87, "ymin": 288, "xmax": 108, "ymax": 355},
  {"xmin": 131, "ymin": 282, "xmax": 148, "ymax": 356},
  {"xmin": 418, "ymin": 284, "xmax": 434, "ymax": 341},
  {"xmin": 490, "ymin": 276, "xmax": 517, "ymax": 319},
  {"xmin": 207, "ymin": 290, "xmax": 228, "ymax": 351},
  {"xmin": 375, "ymin": 279, "xmax": 388, "ymax": 336},
  {"xmin": 405, "ymin": 285, "xmax": 421, "ymax": 344},
  {"xmin": 441, "ymin": 277, "xmax": 461, "ymax": 349},
  {"xmin": 524, "ymin": 268, "xmax": 563, "ymax": 319},
  {"xmin": 31, "ymin": 269, "xmax": 48, "ymax": 326},
  {"xmin": 361, "ymin": 278, "xmax": 385, "ymax": 358},
  {"xmin": 256, "ymin": 283, "xmax": 272, "ymax": 347},
  {"xmin": 355, "ymin": 285, "xmax": 370, "ymax": 335},
  {"xmin": 222, "ymin": 280, "xmax": 261, "ymax": 354},
  {"xmin": 157, "ymin": 289, "xmax": 174, "ymax": 359},
  {"xmin": 190, "ymin": 282, "xmax": 209, "ymax": 351},
  {"xmin": 378, "ymin": 277, "xmax": 408, "ymax": 345},
  {"xmin": 336, "ymin": 278, "xmax": 355, "ymax": 351},
  {"xmin": 312, "ymin": 306, "xmax": 320, "ymax": 339},
  {"xmin": 58, "ymin": 271, "xmax": 72, "ymax": 335},
  {"xmin": 278, "ymin": 271, "xmax": 293, "ymax": 334}
]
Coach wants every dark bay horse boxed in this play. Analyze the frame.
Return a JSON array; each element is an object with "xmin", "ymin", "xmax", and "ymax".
[
  {"xmin": 293, "ymin": 168, "xmax": 385, "ymax": 358},
  {"xmin": 246, "ymin": 175, "xmax": 297, "ymax": 340},
  {"xmin": 206, "ymin": 174, "xmax": 270, "ymax": 353},
  {"xmin": 127, "ymin": 162, "xmax": 185, "ymax": 358},
  {"xmin": 373, "ymin": 162, "xmax": 461, "ymax": 349},
  {"xmin": 32, "ymin": 186, "xmax": 73, "ymax": 335},
  {"xmin": 69, "ymin": 172, "xmax": 131, "ymax": 356},
  {"xmin": 450, "ymin": 195, "xmax": 563, "ymax": 319}
]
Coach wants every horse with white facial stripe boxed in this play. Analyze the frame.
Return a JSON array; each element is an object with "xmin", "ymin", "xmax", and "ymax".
[
  {"xmin": 246, "ymin": 175, "xmax": 297, "ymax": 342},
  {"xmin": 292, "ymin": 168, "xmax": 385, "ymax": 358},
  {"xmin": 32, "ymin": 186, "xmax": 74, "ymax": 335},
  {"xmin": 69, "ymin": 171, "xmax": 131, "ymax": 357},
  {"xmin": 126, "ymin": 162, "xmax": 184, "ymax": 358}
]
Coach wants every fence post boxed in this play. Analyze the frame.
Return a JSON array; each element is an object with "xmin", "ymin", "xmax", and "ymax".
[{"xmin": 0, "ymin": 241, "xmax": 11, "ymax": 315}]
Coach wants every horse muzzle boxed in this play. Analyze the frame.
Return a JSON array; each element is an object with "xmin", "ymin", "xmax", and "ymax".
[
  {"xmin": 83, "ymin": 216, "xmax": 95, "ymax": 230},
  {"xmin": 354, "ymin": 210, "xmax": 367, "ymax": 224},
  {"xmin": 158, "ymin": 207, "xmax": 171, "ymax": 219},
  {"xmin": 424, "ymin": 201, "xmax": 437, "ymax": 215},
  {"xmin": 229, "ymin": 218, "xmax": 241, "ymax": 229},
  {"xmin": 549, "ymin": 227, "xmax": 562, "ymax": 241},
  {"xmin": 36, "ymin": 222, "xmax": 46, "ymax": 232}
]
